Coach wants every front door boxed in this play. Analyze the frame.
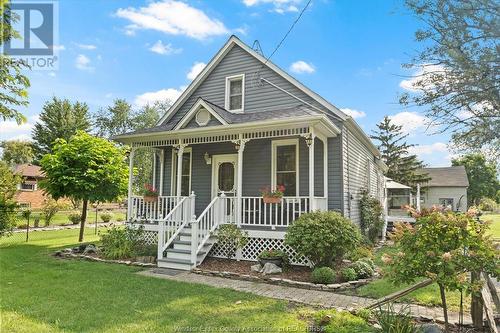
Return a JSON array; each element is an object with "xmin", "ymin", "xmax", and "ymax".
[{"xmin": 211, "ymin": 154, "xmax": 238, "ymax": 198}]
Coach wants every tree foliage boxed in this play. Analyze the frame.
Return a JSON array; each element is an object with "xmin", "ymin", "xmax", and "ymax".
[
  {"xmin": 94, "ymin": 99, "xmax": 134, "ymax": 139},
  {"xmin": 0, "ymin": 0, "xmax": 30, "ymax": 124},
  {"xmin": 452, "ymin": 153, "xmax": 499, "ymax": 205},
  {"xmin": 359, "ymin": 189, "xmax": 384, "ymax": 244},
  {"xmin": 32, "ymin": 97, "xmax": 91, "ymax": 160},
  {"xmin": 0, "ymin": 160, "xmax": 20, "ymax": 236},
  {"xmin": 400, "ymin": 0, "xmax": 500, "ymax": 158},
  {"xmin": 0, "ymin": 140, "xmax": 34, "ymax": 166},
  {"xmin": 39, "ymin": 131, "xmax": 128, "ymax": 241},
  {"xmin": 371, "ymin": 116, "xmax": 430, "ymax": 189}
]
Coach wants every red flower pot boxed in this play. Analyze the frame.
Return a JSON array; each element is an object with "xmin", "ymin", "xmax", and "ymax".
[
  {"xmin": 143, "ymin": 196, "xmax": 158, "ymax": 203},
  {"xmin": 263, "ymin": 197, "xmax": 282, "ymax": 204}
]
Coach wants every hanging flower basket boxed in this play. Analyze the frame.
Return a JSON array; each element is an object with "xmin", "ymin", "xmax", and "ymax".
[
  {"xmin": 143, "ymin": 184, "xmax": 158, "ymax": 203},
  {"xmin": 263, "ymin": 196, "xmax": 282, "ymax": 204},
  {"xmin": 143, "ymin": 195, "xmax": 158, "ymax": 203}
]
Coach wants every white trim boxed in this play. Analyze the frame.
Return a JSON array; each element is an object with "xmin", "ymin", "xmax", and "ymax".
[
  {"xmin": 195, "ymin": 109, "xmax": 211, "ymax": 126},
  {"xmin": 174, "ymin": 99, "xmax": 228, "ymax": 130},
  {"xmin": 170, "ymin": 147, "xmax": 192, "ymax": 196},
  {"xmin": 271, "ymin": 138, "xmax": 299, "ymax": 197},
  {"xmin": 225, "ymin": 74, "xmax": 245, "ymax": 113},
  {"xmin": 211, "ymin": 154, "xmax": 238, "ymax": 198}
]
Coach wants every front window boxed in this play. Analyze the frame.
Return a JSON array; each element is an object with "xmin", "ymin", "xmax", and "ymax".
[
  {"xmin": 439, "ymin": 198, "xmax": 454, "ymax": 210},
  {"xmin": 225, "ymin": 74, "xmax": 244, "ymax": 112},
  {"xmin": 20, "ymin": 182, "xmax": 35, "ymax": 191},
  {"xmin": 172, "ymin": 148, "xmax": 192, "ymax": 196},
  {"xmin": 272, "ymin": 139, "xmax": 298, "ymax": 196}
]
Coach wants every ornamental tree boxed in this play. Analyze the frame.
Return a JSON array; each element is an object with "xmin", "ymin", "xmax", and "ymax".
[
  {"xmin": 40, "ymin": 131, "xmax": 128, "ymax": 241},
  {"xmin": 385, "ymin": 207, "xmax": 499, "ymax": 329}
]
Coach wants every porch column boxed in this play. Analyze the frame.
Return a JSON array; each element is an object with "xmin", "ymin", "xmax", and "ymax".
[
  {"xmin": 306, "ymin": 132, "xmax": 315, "ymax": 211},
  {"xmin": 176, "ymin": 141, "xmax": 186, "ymax": 198},
  {"xmin": 416, "ymin": 183, "xmax": 421, "ymax": 212},
  {"xmin": 235, "ymin": 136, "xmax": 248, "ymax": 227},
  {"xmin": 159, "ymin": 149, "xmax": 165, "ymax": 196},
  {"xmin": 317, "ymin": 134, "xmax": 328, "ymax": 210},
  {"xmin": 127, "ymin": 147, "xmax": 136, "ymax": 221}
]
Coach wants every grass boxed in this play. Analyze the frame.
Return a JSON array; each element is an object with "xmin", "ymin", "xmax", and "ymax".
[
  {"xmin": 348, "ymin": 246, "xmax": 470, "ymax": 312},
  {"xmin": 481, "ymin": 213, "xmax": 500, "ymax": 238},
  {"xmin": 0, "ymin": 229, "xmax": 373, "ymax": 333},
  {"xmin": 15, "ymin": 210, "xmax": 126, "ymax": 227}
]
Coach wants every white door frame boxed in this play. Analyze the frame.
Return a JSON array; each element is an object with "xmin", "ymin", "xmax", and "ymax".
[{"xmin": 211, "ymin": 154, "xmax": 238, "ymax": 199}]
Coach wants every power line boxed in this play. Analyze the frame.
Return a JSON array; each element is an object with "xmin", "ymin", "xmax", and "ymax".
[{"xmin": 263, "ymin": 0, "xmax": 313, "ymax": 66}]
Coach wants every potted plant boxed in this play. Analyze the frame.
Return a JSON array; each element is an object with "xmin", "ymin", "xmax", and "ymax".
[
  {"xmin": 258, "ymin": 249, "xmax": 288, "ymax": 267},
  {"xmin": 143, "ymin": 184, "xmax": 158, "ymax": 203},
  {"xmin": 260, "ymin": 185, "xmax": 285, "ymax": 204}
]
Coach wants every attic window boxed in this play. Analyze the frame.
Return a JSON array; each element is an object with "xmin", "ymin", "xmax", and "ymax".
[
  {"xmin": 195, "ymin": 108, "xmax": 211, "ymax": 126},
  {"xmin": 225, "ymin": 74, "xmax": 245, "ymax": 112}
]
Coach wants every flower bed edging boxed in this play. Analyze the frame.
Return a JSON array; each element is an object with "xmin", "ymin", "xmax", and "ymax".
[
  {"xmin": 54, "ymin": 251, "xmax": 156, "ymax": 268},
  {"xmin": 192, "ymin": 268, "xmax": 379, "ymax": 292}
]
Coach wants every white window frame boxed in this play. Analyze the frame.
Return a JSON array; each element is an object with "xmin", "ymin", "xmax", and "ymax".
[
  {"xmin": 271, "ymin": 138, "xmax": 299, "ymax": 197},
  {"xmin": 225, "ymin": 74, "xmax": 245, "ymax": 113},
  {"xmin": 170, "ymin": 147, "xmax": 193, "ymax": 196},
  {"xmin": 20, "ymin": 182, "xmax": 36, "ymax": 191}
]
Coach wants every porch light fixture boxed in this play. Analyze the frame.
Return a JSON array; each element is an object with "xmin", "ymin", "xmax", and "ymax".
[
  {"xmin": 204, "ymin": 152, "xmax": 211, "ymax": 165},
  {"xmin": 305, "ymin": 134, "xmax": 313, "ymax": 146},
  {"xmin": 234, "ymin": 142, "xmax": 241, "ymax": 150}
]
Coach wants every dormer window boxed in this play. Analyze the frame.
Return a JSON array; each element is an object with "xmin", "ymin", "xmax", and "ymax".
[{"xmin": 225, "ymin": 74, "xmax": 245, "ymax": 112}]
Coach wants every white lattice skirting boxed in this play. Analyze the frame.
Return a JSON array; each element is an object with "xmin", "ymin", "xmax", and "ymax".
[
  {"xmin": 142, "ymin": 231, "xmax": 158, "ymax": 245},
  {"xmin": 208, "ymin": 237, "xmax": 311, "ymax": 266}
]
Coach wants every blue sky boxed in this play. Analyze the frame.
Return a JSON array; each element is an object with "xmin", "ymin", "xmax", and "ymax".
[{"xmin": 1, "ymin": 0, "xmax": 454, "ymax": 166}]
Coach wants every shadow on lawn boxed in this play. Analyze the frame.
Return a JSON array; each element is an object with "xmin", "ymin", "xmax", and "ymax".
[{"xmin": 1, "ymin": 242, "xmax": 305, "ymax": 332}]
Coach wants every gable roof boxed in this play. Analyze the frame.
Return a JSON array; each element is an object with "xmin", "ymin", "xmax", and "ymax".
[
  {"xmin": 418, "ymin": 166, "xmax": 469, "ymax": 187},
  {"xmin": 14, "ymin": 164, "xmax": 44, "ymax": 178},
  {"xmin": 174, "ymin": 98, "xmax": 229, "ymax": 130}
]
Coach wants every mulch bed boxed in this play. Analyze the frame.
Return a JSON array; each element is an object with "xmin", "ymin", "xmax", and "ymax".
[{"xmin": 199, "ymin": 257, "xmax": 314, "ymax": 282}]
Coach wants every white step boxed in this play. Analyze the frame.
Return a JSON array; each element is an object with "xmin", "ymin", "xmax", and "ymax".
[
  {"xmin": 157, "ymin": 258, "xmax": 193, "ymax": 270},
  {"xmin": 166, "ymin": 248, "xmax": 206, "ymax": 261},
  {"xmin": 172, "ymin": 241, "xmax": 191, "ymax": 251}
]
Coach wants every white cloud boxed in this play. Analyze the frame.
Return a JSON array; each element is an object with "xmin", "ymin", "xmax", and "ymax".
[
  {"xmin": 389, "ymin": 111, "xmax": 429, "ymax": 134},
  {"xmin": 289, "ymin": 60, "xmax": 315, "ymax": 74},
  {"xmin": 115, "ymin": 0, "xmax": 229, "ymax": 40},
  {"xmin": 340, "ymin": 108, "xmax": 366, "ymax": 119},
  {"xmin": 75, "ymin": 43, "xmax": 97, "ymax": 50},
  {"xmin": 134, "ymin": 87, "xmax": 184, "ymax": 108},
  {"xmin": 75, "ymin": 54, "xmax": 94, "ymax": 71},
  {"xmin": 51, "ymin": 44, "xmax": 65, "ymax": 51},
  {"xmin": 149, "ymin": 40, "xmax": 182, "ymax": 55},
  {"xmin": 48, "ymin": 72, "xmax": 56, "ymax": 77},
  {"xmin": 187, "ymin": 62, "xmax": 206, "ymax": 80},
  {"xmin": 400, "ymin": 64, "xmax": 446, "ymax": 93},
  {"xmin": 0, "ymin": 115, "xmax": 39, "ymax": 141},
  {"xmin": 243, "ymin": 0, "xmax": 302, "ymax": 13},
  {"xmin": 408, "ymin": 142, "xmax": 448, "ymax": 156}
]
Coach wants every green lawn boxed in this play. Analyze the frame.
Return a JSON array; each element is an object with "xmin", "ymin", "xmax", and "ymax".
[
  {"xmin": 15, "ymin": 210, "xmax": 126, "ymax": 227},
  {"xmin": 347, "ymin": 246, "xmax": 470, "ymax": 311},
  {"xmin": 0, "ymin": 229, "xmax": 374, "ymax": 333},
  {"xmin": 481, "ymin": 213, "xmax": 500, "ymax": 238}
]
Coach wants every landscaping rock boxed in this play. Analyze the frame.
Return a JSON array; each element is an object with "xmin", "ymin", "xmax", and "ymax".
[
  {"xmin": 83, "ymin": 244, "xmax": 98, "ymax": 255},
  {"xmin": 261, "ymin": 262, "xmax": 282, "ymax": 275},
  {"xmin": 250, "ymin": 264, "xmax": 262, "ymax": 272},
  {"xmin": 419, "ymin": 323, "xmax": 443, "ymax": 333}
]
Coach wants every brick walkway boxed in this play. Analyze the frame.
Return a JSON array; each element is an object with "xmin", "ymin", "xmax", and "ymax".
[{"xmin": 139, "ymin": 268, "xmax": 472, "ymax": 325}]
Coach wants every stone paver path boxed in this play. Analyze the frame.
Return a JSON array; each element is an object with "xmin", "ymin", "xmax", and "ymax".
[{"xmin": 139, "ymin": 268, "xmax": 472, "ymax": 325}]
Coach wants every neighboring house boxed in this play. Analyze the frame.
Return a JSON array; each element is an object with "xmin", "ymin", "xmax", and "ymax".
[
  {"xmin": 14, "ymin": 164, "xmax": 47, "ymax": 209},
  {"xmin": 115, "ymin": 36, "xmax": 387, "ymax": 270},
  {"xmin": 418, "ymin": 166, "xmax": 469, "ymax": 212}
]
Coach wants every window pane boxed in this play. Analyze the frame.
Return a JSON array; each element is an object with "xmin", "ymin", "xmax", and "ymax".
[
  {"xmin": 277, "ymin": 145, "xmax": 296, "ymax": 171},
  {"xmin": 182, "ymin": 153, "xmax": 190, "ymax": 175},
  {"xmin": 181, "ymin": 175, "xmax": 190, "ymax": 196},
  {"xmin": 230, "ymin": 95, "xmax": 242, "ymax": 110},
  {"xmin": 230, "ymin": 79, "xmax": 242, "ymax": 95},
  {"xmin": 277, "ymin": 173, "xmax": 296, "ymax": 196},
  {"xmin": 218, "ymin": 162, "xmax": 235, "ymax": 192}
]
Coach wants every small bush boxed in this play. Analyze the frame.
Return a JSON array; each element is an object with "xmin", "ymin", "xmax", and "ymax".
[
  {"xmin": 100, "ymin": 212, "xmax": 113, "ymax": 223},
  {"xmin": 100, "ymin": 226, "xmax": 148, "ymax": 259},
  {"xmin": 373, "ymin": 303, "xmax": 421, "ymax": 333},
  {"xmin": 116, "ymin": 216, "xmax": 125, "ymax": 222},
  {"xmin": 68, "ymin": 212, "xmax": 81, "ymax": 225},
  {"xmin": 351, "ymin": 260, "xmax": 375, "ymax": 279},
  {"xmin": 340, "ymin": 267, "xmax": 357, "ymax": 282},
  {"xmin": 311, "ymin": 267, "xmax": 336, "ymax": 284},
  {"xmin": 479, "ymin": 197, "xmax": 497, "ymax": 212},
  {"xmin": 215, "ymin": 224, "xmax": 248, "ymax": 259},
  {"xmin": 359, "ymin": 189, "xmax": 384, "ymax": 244},
  {"xmin": 285, "ymin": 211, "xmax": 361, "ymax": 267},
  {"xmin": 347, "ymin": 246, "xmax": 374, "ymax": 262}
]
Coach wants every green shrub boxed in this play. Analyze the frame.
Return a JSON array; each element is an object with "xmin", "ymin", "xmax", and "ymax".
[
  {"xmin": 351, "ymin": 260, "xmax": 375, "ymax": 279},
  {"xmin": 347, "ymin": 246, "xmax": 374, "ymax": 262},
  {"xmin": 100, "ymin": 226, "xmax": 148, "ymax": 259},
  {"xmin": 285, "ymin": 211, "xmax": 361, "ymax": 267},
  {"xmin": 311, "ymin": 267, "xmax": 336, "ymax": 284},
  {"xmin": 313, "ymin": 309, "xmax": 374, "ymax": 333},
  {"xmin": 215, "ymin": 224, "xmax": 248, "ymax": 259},
  {"xmin": 116, "ymin": 216, "xmax": 125, "ymax": 222},
  {"xmin": 373, "ymin": 303, "xmax": 421, "ymax": 333},
  {"xmin": 479, "ymin": 197, "xmax": 497, "ymax": 211},
  {"xmin": 68, "ymin": 212, "xmax": 82, "ymax": 225},
  {"xmin": 340, "ymin": 267, "xmax": 357, "ymax": 282},
  {"xmin": 100, "ymin": 212, "xmax": 113, "ymax": 223},
  {"xmin": 358, "ymin": 257, "xmax": 375, "ymax": 270},
  {"xmin": 359, "ymin": 189, "xmax": 384, "ymax": 244}
]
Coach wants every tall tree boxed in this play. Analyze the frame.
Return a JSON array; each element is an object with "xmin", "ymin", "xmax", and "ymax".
[
  {"xmin": 0, "ymin": 140, "xmax": 34, "ymax": 165},
  {"xmin": 94, "ymin": 99, "xmax": 134, "ymax": 139},
  {"xmin": 452, "ymin": 153, "xmax": 499, "ymax": 205},
  {"xmin": 0, "ymin": 160, "xmax": 20, "ymax": 236},
  {"xmin": 32, "ymin": 97, "xmax": 91, "ymax": 159},
  {"xmin": 371, "ymin": 116, "xmax": 430, "ymax": 189},
  {"xmin": 40, "ymin": 131, "xmax": 128, "ymax": 242},
  {"xmin": 400, "ymin": 0, "xmax": 500, "ymax": 159},
  {"xmin": 0, "ymin": 0, "xmax": 30, "ymax": 124}
]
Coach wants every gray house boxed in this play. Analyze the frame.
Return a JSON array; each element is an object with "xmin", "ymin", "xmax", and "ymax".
[
  {"xmin": 418, "ymin": 166, "xmax": 469, "ymax": 212},
  {"xmin": 116, "ymin": 36, "xmax": 386, "ymax": 270}
]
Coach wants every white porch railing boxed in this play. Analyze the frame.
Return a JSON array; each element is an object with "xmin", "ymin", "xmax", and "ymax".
[
  {"xmin": 130, "ymin": 195, "xmax": 181, "ymax": 222},
  {"xmin": 157, "ymin": 193, "xmax": 195, "ymax": 260}
]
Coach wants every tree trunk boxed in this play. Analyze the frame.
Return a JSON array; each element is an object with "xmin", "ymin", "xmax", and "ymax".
[
  {"xmin": 78, "ymin": 199, "xmax": 88, "ymax": 242},
  {"xmin": 438, "ymin": 283, "xmax": 449, "ymax": 332},
  {"xmin": 471, "ymin": 271, "xmax": 484, "ymax": 329}
]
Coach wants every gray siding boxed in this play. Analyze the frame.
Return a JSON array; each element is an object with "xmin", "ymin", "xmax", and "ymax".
[
  {"xmin": 184, "ymin": 116, "xmax": 223, "ymax": 129},
  {"xmin": 328, "ymin": 135, "xmax": 343, "ymax": 212},
  {"xmin": 421, "ymin": 187, "xmax": 468, "ymax": 212},
  {"xmin": 162, "ymin": 45, "xmax": 325, "ymax": 127}
]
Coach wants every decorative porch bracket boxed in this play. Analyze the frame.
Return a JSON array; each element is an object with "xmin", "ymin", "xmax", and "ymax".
[{"xmin": 232, "ymin": 135, "xmax": 251, "ymax": 227}]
